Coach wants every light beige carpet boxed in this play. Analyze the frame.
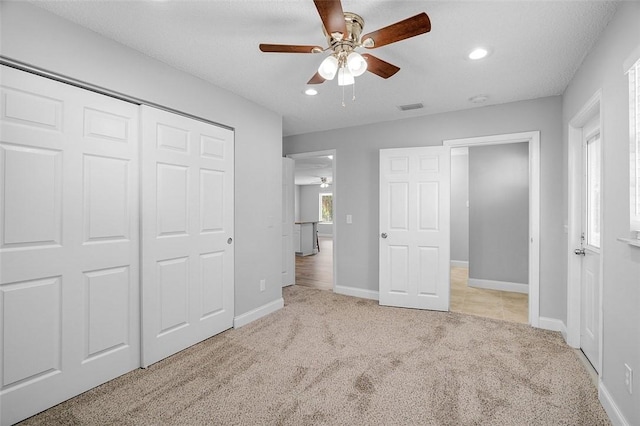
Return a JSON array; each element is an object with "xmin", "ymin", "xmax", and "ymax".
[{"xmin": 21, "ymin": 285, "xmax": 609, "ymax": 425}]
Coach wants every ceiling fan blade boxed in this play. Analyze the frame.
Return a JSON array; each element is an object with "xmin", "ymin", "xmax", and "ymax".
[
  {"xmin": 362, "ymin": 54, "xmax": 400, "ymax": 79},
  {"xmin": 361, "ymin": 13, "xmax": 431, "ymax": 49},
  {"xmin": 259, "ymin": 44, "xmax": 323, "ymax": 53},
  {"xmin": 313, "ymin": 0, "xmax": 347, "ymax": 39},
  {"xmin": 307, "ymin": 72, "xmax": 326, "ymax": 84}
]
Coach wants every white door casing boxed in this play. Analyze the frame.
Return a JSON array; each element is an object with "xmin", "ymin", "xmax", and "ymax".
[
  {"xmin": 140, "ymin": 106, "xmax": 234, "ymax": 367},
  {"xmin": 287, "ymin": 150, "xmax": 337, "ymax": 291},
  {"xmin": 282, "ymin": 157, "xmax": 295, "ymax": 287},
  {"xmin": 0, "ymin": 66, "xmax": 140, "ymax": 425},
  {"xmin": 443, "ymin": 131, "xmax": 541, "ymax": 327},
  {"xmin": 379, "ymin": 146, "xmax": 451, "ymax": 311}
]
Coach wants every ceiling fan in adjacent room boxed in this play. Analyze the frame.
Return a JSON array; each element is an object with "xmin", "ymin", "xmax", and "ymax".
[{"xmin": 259, "ymin": 0, "xmax": 431, "ymax": 95}]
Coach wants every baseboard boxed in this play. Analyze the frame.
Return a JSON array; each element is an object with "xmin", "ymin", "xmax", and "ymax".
[
  {"xmin": 450, "ymin": 260, "xmax": 469, "ymax": 268},
  {"xmin": 233, "ymin": 297, "xmax": 284, "ymax": 329},
  {"xmin": 468, "ymin": 278, "xmax": 528, "ymax": 294},
  {"xmin": 538, "ymin": 316, "xmax": 567, "ymax": 339},
  {"xmin": 599, "ymin": 381, "xmax": 630, "ymax": 426},
  {"xmin": 334, "ymin": 285, "xmax": 379, "ymax": 301}
]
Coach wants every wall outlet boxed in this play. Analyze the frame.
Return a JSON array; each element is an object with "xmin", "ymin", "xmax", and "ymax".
[
  {"xmin": 259, "ymin": 279, "xmax": 266, "ymax": 292},
  {"xmin": 346, "ymin": 214, "xmax": 352, "ymax": 224},
  {"xmin": 625, "ymin": 364, "xmax": 633, "ymax": 395}
]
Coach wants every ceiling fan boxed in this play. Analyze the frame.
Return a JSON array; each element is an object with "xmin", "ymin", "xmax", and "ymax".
[{"xmin": 259, "ymin": 0, "xmax": 431, "ymax": 87}]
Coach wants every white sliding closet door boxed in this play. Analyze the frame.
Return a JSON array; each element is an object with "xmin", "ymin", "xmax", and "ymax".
[
  {"xmin": 0, "ymin": 66, "xmax": 140, "ymax": 425},
  {"xmin": 141, "ymin": 106, "xmax": 234, "ymax": 367}
]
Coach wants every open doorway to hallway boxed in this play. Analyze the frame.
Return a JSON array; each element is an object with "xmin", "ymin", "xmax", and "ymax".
[
  {"xmin": 288, "ymin": 151, "xmax": 336, "ymax": 292},
  {"xmin": 448, "ymin": 141, "xmax": 533, "ymax": 325}
]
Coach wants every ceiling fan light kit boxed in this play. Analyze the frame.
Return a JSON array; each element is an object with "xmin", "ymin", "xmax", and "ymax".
[
  {"xmin": 259, "ymin": 0, "xmax": 431, "ymax": 104},
  {"xmin": 318, "ymin": 55, "xmax": 339, "ymax": 80}
]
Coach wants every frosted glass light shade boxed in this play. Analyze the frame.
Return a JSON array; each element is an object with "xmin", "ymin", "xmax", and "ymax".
[
  {"xmin": 347, "ymin": 52, "xmax": 367, "ymax": 76},
  {"xmin": 338, "ymin": 67, "xmax": 354, "ymax": 86},
  {"xmin": 318, "ymin": 55, "xmax": 339, "ymax": 80}
]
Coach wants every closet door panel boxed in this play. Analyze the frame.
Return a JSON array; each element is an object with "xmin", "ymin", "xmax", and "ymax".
[
  {"xmin": 141, "ymin": 106, "xmax": 234, "ymax": 367},
  {"xmin": 0, "ymin": 66, "xmax": 140, "ymax": 426}
]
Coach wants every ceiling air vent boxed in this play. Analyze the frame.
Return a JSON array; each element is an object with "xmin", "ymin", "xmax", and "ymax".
[{"xmin": 397, "ymin": 103, "xmax": 424, "ymax": 112}]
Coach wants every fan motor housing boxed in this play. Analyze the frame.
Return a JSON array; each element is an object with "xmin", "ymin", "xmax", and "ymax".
[{"xmin": 323, "ymin": 12, "xmax": 364, "ymax": 52}]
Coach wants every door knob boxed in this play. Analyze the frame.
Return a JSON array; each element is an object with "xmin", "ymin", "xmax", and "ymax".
[
  {"xmin": 574, "ymin": 248, "xmax": 585, "ymax": 256},
  {"xmin": 381, "ymin": 233, "xmax": 388, "ymax": 239},
  {"xmin": 227, "ymin": 238, "xmax": 233, "ymax": 244}
]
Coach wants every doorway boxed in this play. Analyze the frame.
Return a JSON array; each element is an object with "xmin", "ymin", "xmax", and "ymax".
[
  {"xmin": 444, "ymin": 131, "xmax": 541, "ymax": 327},
  {"xmin": 287, "ymin": 150, "xmax": 337, "ymax": 291},
  {"xmin": 449, "ymin": 145, "xmax": 529, "ymax": 324}
]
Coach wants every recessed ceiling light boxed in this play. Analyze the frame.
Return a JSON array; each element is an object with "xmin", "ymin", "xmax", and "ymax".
[
  {"xmin": 468, "ymin": 47, "xmax": 489, "ymax": 60},
  {"xmin": 304, "ymin": 88, "xmax": 318, "ymax": 96},
  {"xmin": 468, "ymin": 94, "xmax": 489, "ymax": 104}
]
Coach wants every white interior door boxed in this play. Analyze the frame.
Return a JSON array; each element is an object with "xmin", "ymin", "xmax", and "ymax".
[
  {"xmin": 379, "ymin": 146, "xmax": 451, "ymax": 311},
  {"xmin": 0, "ymin": 66, "xmax": 140, "ymax": 425},
  {"xmin": 577, "ymin": 118, "xmax": 601, "ymax": 372},
  {"xmin": 141, "ymin": 106, "xmax": 234, "ymax": 367},
  {"xmin": 282, "ymin": 157, "xmax": 295, "ymax": 287}
]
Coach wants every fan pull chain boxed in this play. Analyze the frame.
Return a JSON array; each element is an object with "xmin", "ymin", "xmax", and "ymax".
[
  {"xmin": 342, "ymin": 84, "xmax": 346, "ymax": 107},
  {"xmin": 352, "ymin": 79, "xmax": 356, "ymax": 102}
]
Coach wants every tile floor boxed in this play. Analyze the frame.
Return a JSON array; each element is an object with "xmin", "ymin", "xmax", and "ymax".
[{"xmin": 450, "ymin": 266, "xmax": 529, "ymax": 324}]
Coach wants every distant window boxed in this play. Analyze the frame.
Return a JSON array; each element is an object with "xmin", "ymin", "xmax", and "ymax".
[
  {"xmin": 319, "ymin": 192, "xmax": 333, "ymax": 223},
  {"xmin": 586, "ymin": 132, "xmax": 601, "ymax": 248},
  {"xmin": 629, "ymin": 57, "xmax": 640, "ymax": 232}
]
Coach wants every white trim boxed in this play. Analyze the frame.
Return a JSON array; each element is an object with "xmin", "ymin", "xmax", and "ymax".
[
  {"xmin": 450, "ymin": 260, "xmax": 469, "ymax": 268},
  {"xmin": 623, "ymin": 45, "xmax": 640, "ymax": 74},
  {"xmin": 443, "ymin": 131, "xmax": 540, "ymax": 328},
  {"xmin": 467, "ymin": 278, "xmax": 528, "ymax": 294},
  {"xmin": 451, "ymin": 146, "xmax": 469, "ymax": 156},
  {"xmin": 287, "ymin": 150, "xmax": 337, "ymax": 292},
  {"xmin": 599, "ymin": 382, "xmax": 630, "ymax": 426},
  {"xmin": 334, "ymin": 285, "xmax": 379, "ymax": 300},
  {"xmin": 538, "ymin": 317, "xmax": 567, "ymax": 340},
  {"xmin": 567, "ymin": 91, "xmax": 604, "ymax": 377},
  {"xmin": 317, "ymin": 233, "xmax": 333, "ymax": 238},
  {"xmin": 233, "ymin": 298, "xmax": 284, "ymax": 328}
]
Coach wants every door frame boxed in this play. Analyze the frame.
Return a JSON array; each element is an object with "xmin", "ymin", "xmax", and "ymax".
[
  {"xmin": 567, "ymin": 90, "xmax": 604, "ymax": 374},
  {"xmin": 286, "ymin": 150, "xmax": 337, "ymax": 291},
  {"xmin": 443, "ymin": 131, "xmax": 540, "ymax": 327}
]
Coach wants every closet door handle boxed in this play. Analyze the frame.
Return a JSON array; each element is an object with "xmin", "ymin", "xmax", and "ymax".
[
  {"xmin": 381, "ymin": 233, "xmax": 388, "ymax": 239},
  {"xmin": 227, "ymin": 238, "xmax": 233, "ymax": 245}
]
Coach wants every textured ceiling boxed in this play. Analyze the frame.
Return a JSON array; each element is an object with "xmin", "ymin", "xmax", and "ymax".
[
  {"xmin": 294, "ymin": 155, "xmax": 333, "ymax": 185},
  {"xmin": 31, "ymin": 0, "xmax": 619, "ymax": 137}
]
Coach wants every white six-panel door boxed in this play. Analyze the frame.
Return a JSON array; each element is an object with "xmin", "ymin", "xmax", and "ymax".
[
  {"xmin": 379, "ymin": 147, "xmax": 451, "ymax": 311},
  {"xmin": 0, "ymin": 66, "xmax": 140, "ymax": 425},
  {"xmin": 140, "ymin": 106, "xmax": 234, "ymax": 367}
]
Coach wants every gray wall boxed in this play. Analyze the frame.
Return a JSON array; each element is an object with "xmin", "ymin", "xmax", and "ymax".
[
  {"xmin": 451, "ymin": 149, "xmax": 469, "ymax": 263},
  {"xmin": 294, "ymin": 185, "xmax": 301, "ymax": 223},
  {"xmin": 284, "ymin": 95, "xmax": 564, "ymax": 319},
  {"xmin": 562, "ymin": 2, "xmax": 640, "ymax": 423},
  {"xmin": 298, "ymin": 185, "xmax": 334, "ymax": 236},
  {"xmin": 0, "ymin": 2, "xmax": 283, "ymax": 317},
  {"xmin": 469, "ymin": 143, "xmax": 529, "ymax": 284}
]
